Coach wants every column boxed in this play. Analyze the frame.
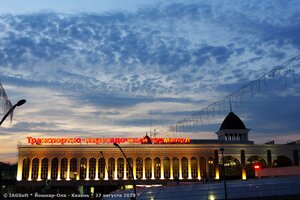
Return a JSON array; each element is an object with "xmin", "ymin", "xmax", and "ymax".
[
  {"xmin": 28, "ymin": 158, "xmax": 33, "ymax": 181},
  {"xmin": 188, "ymin": 158, "xmax": 192, "ymax": 179},
  {"xmin": 37, "ymin": 159, "xmax": 42, "ymax": 180},
  {"xmin": 104, "ymin": 158, "xmax": 108, "ymax": 180},
  {"xmin": 66, "ymin": 159, "xmax": 70, "ymax": 180},
  {"xmin": 205, "ymin": 159, "xmax": 209, "ymax": 179},
  {"xmin": 151, "ymin": 158, "xmax": 155, "ymax": 179},
  {"xmin": 16, "ymin": 157, "xmax": 23, "ymax": 181},
  {"xmin": 197, "ymin": 158, "xmax": 201, "ymax": 180},
  {"xmin": 123, "ymin": 158, "xmax": 127, "ymax": 180},
  {"xmin": 86, "ymin": 158, "xmax": 90, "ymax": 180},
  {"xmin": 170, "ymin": 158, "xmax": 173, "ymax": 180},
  {"xmin": 57, "ymin": 158, "xmax": 61, "ymax": 180},
  {"xmin": 76, "ymin": 159, "xmax": 80, "ymax": 180},
  {"xmin": 214, "ymin": 150, "xmax": 219, "ymax": 180},
  {"xmin": 267, "ymin": 150, "xmax": 272, "ymax": 167},
  {"xmin": 160, "ymin": 158, "xmax": 164, "ymax": 179},
  {"xmin": 95, "ymin": 158, "xmax": 99, "ymax": 180},
  {"xmin": 142, "ymin": 158, "xmax": 146, "ymax": 180},
  {"xmin": 47, "ymin": 159, "xmax": 52, "ymax": 180},
  {"xmin": 114, "ymin": 159, "xmax": 118, "ymax": 180},
  {"xmin": 179, "ymin": 158, "xmax": 183, "ymax": 179},
  {"xmin": 133, "ymin": 158, "xmax": 136, "ymax": 179},
  {"xmin": 241, "ymin": 150, "xmax": 246, "ymax": 180}
]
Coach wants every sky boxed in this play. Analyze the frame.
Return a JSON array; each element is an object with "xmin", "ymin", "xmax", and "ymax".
[{"xmin": 0, "ymin": 0, "xmax": 300, "ymax": 163}]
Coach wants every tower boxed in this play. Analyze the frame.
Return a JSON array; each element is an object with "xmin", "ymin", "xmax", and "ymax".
[{"xmin": 216, "ymin": 112, "xmax": 250, "ymax": 142}]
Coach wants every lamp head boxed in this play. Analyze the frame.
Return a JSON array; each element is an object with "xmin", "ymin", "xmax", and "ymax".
[
  {"xmin": 220, "ymin": 147, "xmax": 224, "ymax": 152},
  {"xmin": 113, "ymin": 142, "xmax": 119, "ymax": 147},
  {"xmin": 16, "ymin": 99, "xmax": 26, "ymax": 107}
]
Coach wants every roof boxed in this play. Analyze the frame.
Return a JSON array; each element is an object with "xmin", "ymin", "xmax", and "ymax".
[{"xmin": 219, "ymin": 112, "xmax": 247, "ymax": 131}]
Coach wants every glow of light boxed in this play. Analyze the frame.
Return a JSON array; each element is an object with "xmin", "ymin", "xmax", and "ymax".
[
  {"xmin": 242, "ymin": 168, "xmax": 247, "ymax": 180},
  {"xmin": 209, "ymin": 195, "xmax": 215, "ymax": 200}
]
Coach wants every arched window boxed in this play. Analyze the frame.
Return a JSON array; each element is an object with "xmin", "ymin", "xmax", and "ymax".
[
  {"xmin": 145, "ymin": 157, "xmax": 152, "ymax": 179},
  {"xmin": 126, "ymin": 157, "xmax": 133, "ymax": 179},
  {"xmin": 89, "ymin": 158, "xmax": 96, "ymax": 180},
  {"xmin": 80, "ymin": 158, "xmax": 87, "ymax": 180},
  {"xmin": 154, "ymin": 157, "xmax": 161, "ymax": 179},
  {"xmin": 98, "ymin": 158, "xmax": 106, "ymax": 179},
  {"xmin": 32, "ymin": 158, "xmax": 39, "ymax": 180},
  {"xmin": 108, "ymin": 158, "xmax": 115, "ymax": 179},
  {"xmin": 136, "ymin": 157, "xmax": 143, "ymax": 179},
  {"xmin": 191, "ymin": 157, "xmax": 198, "ymax": 179},
  {"xmin": 51, "ymin": 158, "xmax": 58, "ymax": 180},
  {"xmin": 41, "ymin": 158, "xmax": 48, "ymax": 180},
  {"xmin": 200, "ymin": 157, "xmax": 206, "ymax": 178},
  {"xmin": 22, "ymin": 158, "xmax": 30, "ymax": 180},
  {"xmin": 117, "ymin": 158, "xmax": 124, "ymax": 179},
  {"xmin": 172, "ymin": 157, "xmax": 179, "ymax": 179},
  {"xmin": 60, "ymin": 158, "xmax": 68, "ymax": 180},
  {"xmin": 182, "ymin": 157, "xmax": 188, "ymax": 179},
  {"xmin": 70, "ymin": 158, "xmax": 77, "ymax": 180},
  {"xmin": 164, "ymin": 157, "xmax": 170, "ymax": 179}
]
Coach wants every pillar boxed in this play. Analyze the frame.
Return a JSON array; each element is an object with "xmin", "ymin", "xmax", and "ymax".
[
  {"xmin": 179, "ymin": 158, "xmax": 183, "ymax": 179},
  {"xmin": 28, "ymin": 158, "xmax": 33, "ymax": 181},
  {"xmin": 57, "ymin": 158, "xmax": 61, "ymax": 180},
  {"xmin": 241, "ymin": 150, "xmax": 246, "ymax": 180},
  {"xmin": 114, "ymin": 159, "xmax": 118, "ymax": 180},
  {"xmin": 76, "ymin": 159, "xmax": 80, "ymax": 180},
  {"xmin": 104, "ymin": 158, "xmax": 108, "ymax": 180},
  {"xmin": 16, "ymin": 157, "xmax": 23, "ymax": 181},
  {"xmin": 66, "ymin": 159, "xmax": 70, "ymax": 180},
  {"xmin": 214, "ymin": 150, "xmax": 219, "ymax": 180},
  {"xmin": 86, "ymin": 158, "xmax": 90, "ymax": 180},
  {"xmin": 170, "ymin": 158, "xmax": 174, "ymax": 180},
  {"xmin": 37, "ymin": 159, "xmax": 42, "ymax": 181},
  {"xmin": 151, "ymin": 158, "xmax": 155, "ymax": 179},
  {"xmin": 197, "ymin": 158, "xmax": 201, "ymax": 180},
  {"xmin": 142, "ymin": 158, "xmax": 146, "ymax": 180},
  {"xmin": 95, "ymin": 158, "xmax": 99, "ymax": 180},
  {"xmin": 133, "ymin": 158, "xmax": 136, "ymax": 179},
  {"xmin": 267, "ymin": 150, "xmax": 272, "ymax": 167},
  {"xmin": 47, "ymin": 159, "xmax": 52, "ymax": 180},
  {"xmin": 160, "ymin": 158, "xmax": 164, "ymax": 179},
  {"xmin": 123, "ymin": 159, "xmax": 127, "ymax": 180},
  {"xmin": 188, "ymin": 158, "xmax": 192, "ymax": 179},
  {"xmin": 205, "ymin": 159, "xmax": 209, "ymax": 178}
]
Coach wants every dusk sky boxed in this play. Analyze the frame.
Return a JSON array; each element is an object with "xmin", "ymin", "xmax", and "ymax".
[{"xmin": 0, "ymin": 0, "xmax": 300, "ymax": 163}]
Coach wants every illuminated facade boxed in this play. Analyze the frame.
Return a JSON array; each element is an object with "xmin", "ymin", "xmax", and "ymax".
[{"xmin": 16, "ymin": 112, "xmax": 300, "ymax": 183}]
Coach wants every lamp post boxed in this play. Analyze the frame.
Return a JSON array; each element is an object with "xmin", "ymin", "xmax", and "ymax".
[
  {"xmin": 0, "ymin": 99, "xmax": 26, "ymax": 126},
  {"xmin": 220, "ymin": 147, "xmax": 228, "ymax": 200},
  {"xmin": 0, "ymin": 99, "xmax": 26, "ymax": 194},
  {"xmin": 113, "ymin": 143, "xmax": 137, "ymax": 200}
]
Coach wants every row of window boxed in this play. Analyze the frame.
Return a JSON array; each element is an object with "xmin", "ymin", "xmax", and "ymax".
[{"xmin": 21, "ymin": 157, "xmax": 215, "ymax": 181}]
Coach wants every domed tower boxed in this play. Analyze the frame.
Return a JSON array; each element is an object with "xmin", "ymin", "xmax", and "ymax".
[{"xmin": 216, "ymin": 112, "xmax": 250, "ymax": 142}]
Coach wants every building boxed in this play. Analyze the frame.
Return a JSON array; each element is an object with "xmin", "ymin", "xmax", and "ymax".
[{"xmin": 16, "ymin": 112, "xmax": 300, "ymax": 193}]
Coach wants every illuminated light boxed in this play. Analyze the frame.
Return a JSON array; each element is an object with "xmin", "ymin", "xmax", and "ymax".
[
  {"xmin": 124, "ymin": 185, "xmax": 134, "ymax": 189},
  {"xmin": 215, "ymin": 167, "xmax": 220, "ymax": 180},
  {"xmin": 90, "ymin": 187, "xmax": 94, "ymax": 194},
  {"xmin": 208, "ymin": 195, "xmax": 215, "ymax": 200},
  {"xmin": 254, "ymin": 164, "xmax": 261, "ymax": 170},
  {"xmin": 242, "ymin": 168, "xmax": 247, "ymax": 180}
]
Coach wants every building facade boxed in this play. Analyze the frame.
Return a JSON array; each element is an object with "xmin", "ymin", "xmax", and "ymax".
[{"xmin": 16, "ymin": 112, "xmax": 300, "ymax": 184}]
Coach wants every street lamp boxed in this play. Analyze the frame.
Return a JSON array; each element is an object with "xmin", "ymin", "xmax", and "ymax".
[
  {"xmin": 0, "ymin": 99, "xmax": 26, "ymax": 126},
  {"xmin": 0, "ymin": 99, "xmax": 26, "ymax": 193},
  {"xmin": 220, "ymin": 147, "xmax": 228, "ymax": 200},
  {"xmin": 113, "ymin": 143, "xmax": 137, "ymax": 200}
]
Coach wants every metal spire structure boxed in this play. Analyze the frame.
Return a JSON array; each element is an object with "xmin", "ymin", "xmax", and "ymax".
[
  {"xmin": 0, "ymin": 81, "xmax": 13, "ymax": 122},
  {"xmin": 169, "ymin": 55, "xmax": 300, "ymax": 134}
]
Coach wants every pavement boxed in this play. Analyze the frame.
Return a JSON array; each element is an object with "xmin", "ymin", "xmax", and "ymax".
[{"xmin": 103, "ymin": 176, "xmax": 300, "ymax": 200}]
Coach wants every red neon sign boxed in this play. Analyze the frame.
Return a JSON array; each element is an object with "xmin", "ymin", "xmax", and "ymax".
[{"xmin": 26, "ymin": 137, "xmax": 191, "ymax": 145}]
